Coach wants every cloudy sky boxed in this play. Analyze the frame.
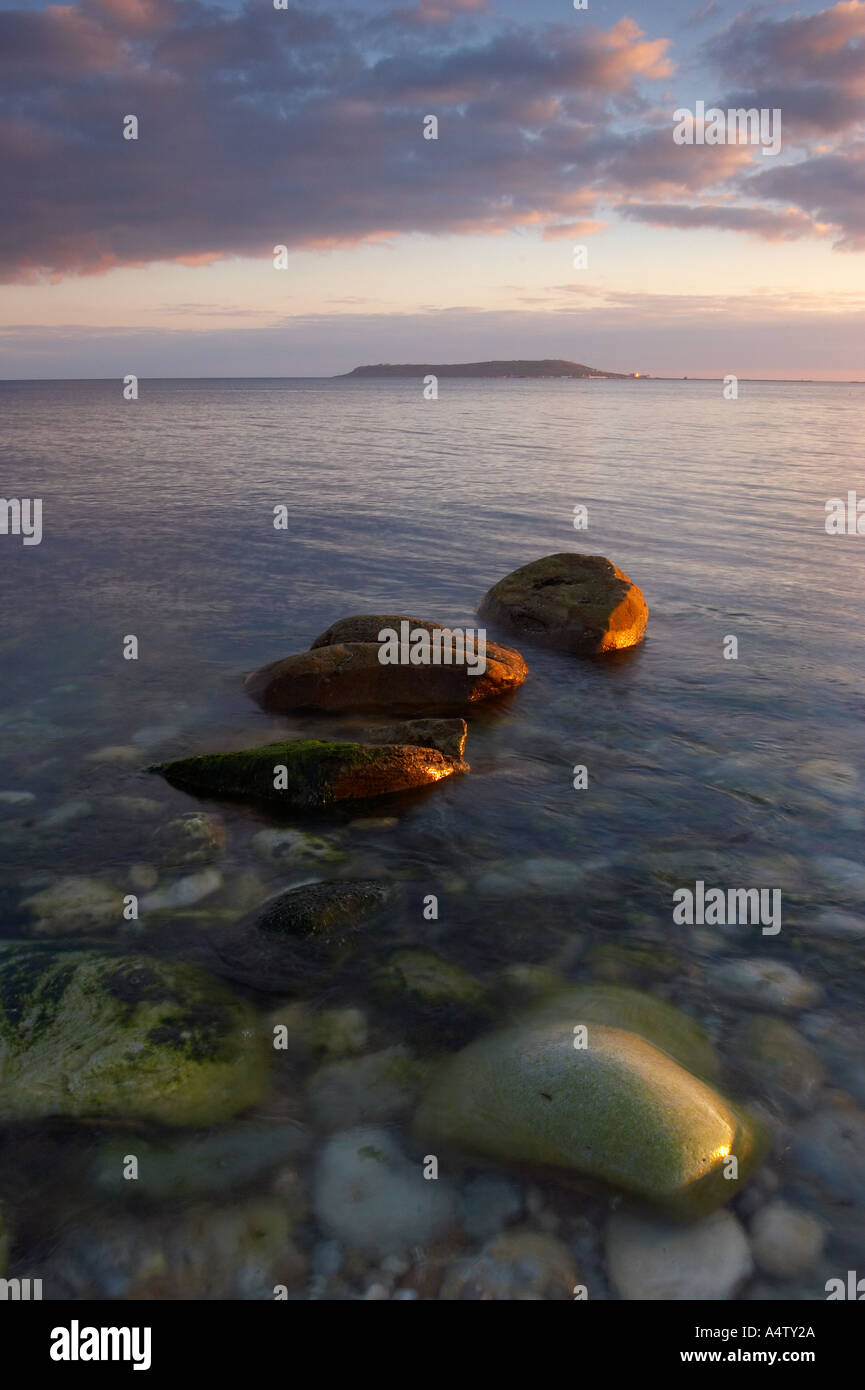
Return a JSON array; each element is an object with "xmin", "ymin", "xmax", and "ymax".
[{"xmin": 2, "ymin": 0, "xmax": 864, "ymax": 378}]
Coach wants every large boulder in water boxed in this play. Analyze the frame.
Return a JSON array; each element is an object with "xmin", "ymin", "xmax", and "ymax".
[
  {"xmin": 153, "ymin": 738, "xmax": 467, "ymax": 808},
  {"xmin": 0, "ymin": 948, "xmax": 268, "ymax": 1126},
  {"xmin": 479, "ymin": 553, "xmax": 648, "ymax": 655},
  {"xmin": 413, "ymin": 989, "xmax": 765, "ymax": 1219},
  {"xmin": 244, "ymin": 616, "xmax": 527, "ymax": 714}
]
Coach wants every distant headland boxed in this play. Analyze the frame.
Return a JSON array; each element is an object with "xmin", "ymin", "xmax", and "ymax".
[{"xmin": 337, "ymin": 359, "xmax": 646, "ymax": 380}]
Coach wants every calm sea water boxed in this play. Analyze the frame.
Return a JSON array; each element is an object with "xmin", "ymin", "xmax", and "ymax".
[{"xmin": 1, "ymin": 377, "xmax": 864, "ymax": 1299}]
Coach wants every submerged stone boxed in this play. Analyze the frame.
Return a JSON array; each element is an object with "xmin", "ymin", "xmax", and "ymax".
[
  {"xmin": 414, "ymin": 1004, "xmax": 764, "ymax": 1217},
  {"xmin": 91, "ymin": 1123, "xmax": 308, "ymax": 1201},
  {"xmin": 606, "ymin": 1208, "xmax": 752, "ymax": 1300},
  {"xmin": 479, "ymin": 552, "xmax": 648, "ymax": 655},
  {"xmin": 153, "ymin": 738, "xmax": 467, "ymax": 807},
  {"xmin": 522, "ymin": 984, "xmax": 720, "ymax": 1081},
  {"xmin": 212, "ymin": 879, "xmax": 392, "ymax": 993},
  {"xmin": 0, "ymin": 948, "xmax": 269, "ymax": 1126},
  {"xmin": 19, "ymin": 876, "xmax": 122, "ymax": 937}
]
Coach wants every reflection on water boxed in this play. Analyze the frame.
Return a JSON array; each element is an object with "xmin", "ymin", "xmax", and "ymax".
[{"xmin": 0, "ymin": 378, "xmax": 864, "ymax": 1299}]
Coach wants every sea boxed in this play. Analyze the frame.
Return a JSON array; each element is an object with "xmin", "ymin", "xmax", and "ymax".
[{"xmin": 0, "ymin": 375, "xmax": 863, "ymax": 1299}]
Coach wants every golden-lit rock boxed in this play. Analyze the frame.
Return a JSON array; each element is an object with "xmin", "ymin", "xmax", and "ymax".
[
  {"xmin": 245, "ymin": 627, "xmax": 526, "ymax": 714},
  {"xmin": 479, "ymin": 552, "xmax": 648, "ymax": 655}
]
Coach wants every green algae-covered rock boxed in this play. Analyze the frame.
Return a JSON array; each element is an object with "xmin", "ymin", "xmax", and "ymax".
[
  {"xmin": 151, "ymin": 812, "xmax": 226, "ymax": 866},
  {"xmin": 479, "ymin": 552, "xmax": 648, "ymax": 655},
  {"xmin": 374, "ymin": 949, "xmax": 492, "ymax": 1047},
  {"xmin": 153, "ymin": 738, "xmax": 466, "ymax": 808},
  {"xmin": 375, "ymin": 949, "xmax": 486, "ymax": 1009},
  {"xmin": 522, "ymin": 984, "xmax": 719, "ymax": 1081},
  {"xmin": 414, "ymin": 1013, "xmax": 764, "ymax": 1218},
  {"xmin": 0, "ymin": 948, "xmax": 269, "ymax": 1126}
]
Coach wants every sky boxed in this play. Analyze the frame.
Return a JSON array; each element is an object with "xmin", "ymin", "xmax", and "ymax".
[{"xmin": 1, "ymin": 0, "xmax": 864, "ymax": 378}]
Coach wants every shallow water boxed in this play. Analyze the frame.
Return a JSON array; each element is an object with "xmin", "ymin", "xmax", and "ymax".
[{"xmin": 1, "ymin": 377, "xmax": 864, "ymax": 1299}]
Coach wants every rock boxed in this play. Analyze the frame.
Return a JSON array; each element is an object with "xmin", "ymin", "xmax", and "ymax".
[
  {"xmin": 414, "ymin": 1011, "xmax": 765, "ymax": 1218},
  {"xmin": 151, "ymin": 812, "xmax": 226, "ymax": 866},
  {"xmin": 0, "ymin": 790, "xmax": 36, "ymax": 806},
  {"xmin": 357, "ymin": 718, "xmax": 468, "ymax": 760},
  {"xmin": 247, "ymin": 615, "xmax": 527, "ymax": 714},
  {"xmin": 129, "ymin": 863, "xmax": 159, "ymax": 892},
  {"xmin": 729, "ymin": 1015, "xmax": 825, "ymax": 1112},
  {"xmin": 313, "ymin": 1127, "xmax": 458, "ymax": 1256},
  {"xmin": 20, "ymin": 876, "xmax": 122, "ymax": 936},
  {"xmin": 154, "ymin": 738, "xmax": 467, "ymax": 807},
  {"xmin": 795, "ymin": 759, "xmax": 858, "ymax": 801},
  {"xmin": 0, "ymin": 948, "xmax": 269, "ymax": 1126},
  {"xmin": 42, "ymin": 1200, "xmax": 304, "ymax": 1300},
  {"xmin": 108, "ymin": 796, "xmax": 165, "ymax": 817},
  {"xmin": 250, "ymin": 827, "xmax": 343, "ymax": 864},
  {"xmin": 39, "ymin": 799, "xmax": 93, "ymax": 829},
  {"xmin": 140, "ymin": 868, "xmax": 223, "ymax": 913},
  {"xmin": 813, "ymin": 856, "xmax": 865, "ymax": 900},
  {"xmin": 307, "ymin": 1046, "xmax": 428, "ymax": 1130},
  {"xmin": 523, "ymin": 984, "xmax": 720, "ymax": 1081},
  {"xmin": 606, "ymin": 1209, "xmax": 751, "ymax": 1300},
  {"xmin": 131, "ymin": 723, "xmax": 182, "ymax": 749},
  {"xmin": 812, "ymin": 910, "xmax": 865, "ymax": 940},
  {"xmin": 307, "ymin": 1007, "xmax": 369, "ymax": 1058},
  {"xmin": 460, "ymin": 1176, "xmax": 523, "ymax": 1241},
  {"xmin": 791, "ymin": 1107, "xmax": 865, "ymax": 1205},
  {"xmin": 496, "ymin": 963, "xmax": 568, "ymax": 1007},
  {"xmin": 374, "ymin": 949, "xmax": 490, "ymax": 1046},
  {"xmin": 749, "ymin": 1201, "xmax": 825, "ymax": 1279},
  {"xmin": 711, "ymin": 959, "xmax": 821, "ymax": 1012},
  {"xmin": 85, "ymin": 744, "xmax": 142, "ymax": 764},
  {"xmin": 478, "ymin": 552, "xmax": 648, "ymax": 655},
  {"xmin": 375, "ymin": 949, "xmax": 486, "ymax": 1009},
  {"xmin": 245, "ymin": 641, "xmax": 526, "ymax": 716},
  {"xmin": 441, "ymin": 1229, "xmax": 576, "ymax": 1300},
  {"xmin": 213, "ymin": 880, "xmax": 392, "ymax": 993},
  {"xmin": 91, "ymin": 1124, "xmax": 308, "ymax": 1201}
]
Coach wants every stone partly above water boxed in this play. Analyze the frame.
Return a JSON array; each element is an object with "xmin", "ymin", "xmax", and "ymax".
[
  {"xmin": 479, "ymin": 552, "xmax": 648, "ymax": 655},
  {"xmin": 244, "ymin": 616, "xmax": 527, "ymax": 714},
  {"xmin": 414, "ymin": 989, "xmax": 765, "ymax": 1218},
  {"xmin": 0, "ymin": 948, "xmax": 268, "ymax": 1126},
  {"xmin": 356, "ymin": 717, "xmax": 468, "ymax": 760},
  {"xmin": 153, "ymin": 737, "xmax": 467, "ymax": 808}
]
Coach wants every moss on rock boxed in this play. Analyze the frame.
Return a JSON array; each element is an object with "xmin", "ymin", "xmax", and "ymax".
[
  {"xmin": 0, "ymin": 947, "xmax": 269, "ymax": 1126},
  {"xmin": 153, "ymin": 738, "xmax": 466, "ymax": 807}
]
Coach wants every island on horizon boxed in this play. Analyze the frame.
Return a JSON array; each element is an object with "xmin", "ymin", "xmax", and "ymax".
[{"xmin": 337, "ymin": 358, "xmax": 647, "ymax": 380}]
